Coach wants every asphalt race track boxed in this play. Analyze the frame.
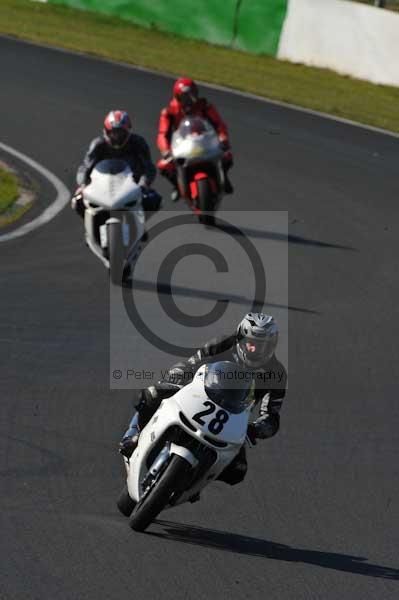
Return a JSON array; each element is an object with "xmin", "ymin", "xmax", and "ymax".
[{"xmin": 1, "ymin": 36, "xmax": 398, "ymax": 599}]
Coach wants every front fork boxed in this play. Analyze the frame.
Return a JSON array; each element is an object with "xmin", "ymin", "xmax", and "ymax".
[
  {"xmin": 141, "ymin": 442, "xmax": 198, "ymax": 491},
  {"xmin": 176, "ymin": 162, "xmax": 223, "ymax": 208}
]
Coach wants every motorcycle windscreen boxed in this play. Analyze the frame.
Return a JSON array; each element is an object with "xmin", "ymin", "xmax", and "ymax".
[
  {"xmin": 204, "ymin": 361, "xmax": 252, "ymax": 415},
  {"xmin": 171, "ymin": 117, "xmax": 221, "ymax": 159},
  {"xmin": 178, "ymin": 117, "xmax": 213, "ymax": 139},
  {"xmin": 94, "ymin": 159, "xmax": 130, "ymax": 175}
]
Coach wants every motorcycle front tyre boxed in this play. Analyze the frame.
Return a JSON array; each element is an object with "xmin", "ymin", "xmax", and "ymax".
[{"xmin": 129, "ymin": 455, "xmax": 191, "ymax": 532}]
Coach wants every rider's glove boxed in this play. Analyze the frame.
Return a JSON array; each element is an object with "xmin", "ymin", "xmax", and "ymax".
[
  {"xmin": 246, "ymin": 415, "xmax": 279, "ymax": 444},
  {"xmin": 161, "ymin": 150, "xmax": 172, "ymax": 160},
  {"xmin": 219, "ymin": 140, "xmax": 230, "ymax": 152},
  {"xmin": 138, "ymin": 175, "xmax": 149, "ymax": 188},
  {"xmin": 71, "ymin": 186, "xmax": 85, "ymax": 212},
  {"xmin": 253, "ymin": 414, "xmax": 280, "ymax": 439},
  {"xmin": 163, "ymin": 364, "xmax": 191, "ymax": 387},
  {"xmin": 72, "ymin": 185, "xmax": 84, "ymax": 198}
]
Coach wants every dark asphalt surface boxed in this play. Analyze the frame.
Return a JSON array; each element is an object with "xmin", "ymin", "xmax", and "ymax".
[{"xmin": 1, "ymin": 36, "xmax": 398, "ymax": 600}]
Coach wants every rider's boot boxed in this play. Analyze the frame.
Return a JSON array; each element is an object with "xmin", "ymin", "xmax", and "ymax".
[
  {"xmin": 216, "ymin": 446, "xmax": 247, "ymax": 485},
  {"xmin": 119, "ymin": 413, "xmax": 140, "ymax": 458},
  {"xmin": 171, "ymin": 188, "xmax": 180, "ymax": 203},
  {"xmin": 224, "ymin": 175, "xmax": 234, "ymax": 195}
]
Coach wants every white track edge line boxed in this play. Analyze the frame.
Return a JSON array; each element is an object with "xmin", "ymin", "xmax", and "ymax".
[{"xmin": 0, "ymin": 141, "xmax": 70, "ymax": 242}]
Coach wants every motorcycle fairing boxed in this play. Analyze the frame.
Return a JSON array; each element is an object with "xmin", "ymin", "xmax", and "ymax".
[{"xmin": 84, "ymin": 162, "xmax": 142, "ymax": 210}]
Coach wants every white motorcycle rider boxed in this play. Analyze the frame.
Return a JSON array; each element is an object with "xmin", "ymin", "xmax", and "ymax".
[
  {"xmin": 117, "ymin": 361, "xmax": 254, "ymax": 532},
  {"xmin": 80, "ymin": 158, "xmax": 145, "ymax": 285}
]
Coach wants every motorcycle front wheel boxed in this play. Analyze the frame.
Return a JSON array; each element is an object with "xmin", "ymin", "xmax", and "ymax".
[
  {"xmin": 108, "ymin": 221, "xmax": 125, "ymax": 286},
  {"xmin": 129, "ymin": 455, "xmax": 191, "ymax": 532},
  {"xmin": 197, "ymin": 178, "xmax": 216, "ymax": 227}
]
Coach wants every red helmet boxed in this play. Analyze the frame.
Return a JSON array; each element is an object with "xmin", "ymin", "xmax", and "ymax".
[
  {"xmin": 173, "ymin": 78, "xmax": 199, "ymax": 113},
  {"xmin": 103, "ymin": 110, "xmax": 132, "ymax": 148}
]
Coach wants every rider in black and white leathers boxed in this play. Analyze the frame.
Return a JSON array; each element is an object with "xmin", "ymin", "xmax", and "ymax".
[
  {"xmin": 120, "ymin": 314, "xmax": 287, "ymax": 486},
  {"xmin": 76, "ymin": 134, "xmax": 156, "ymax": 189},
  {"xmin": 72, "ymin": 110, "xmax": 160, "ymax": 217}
]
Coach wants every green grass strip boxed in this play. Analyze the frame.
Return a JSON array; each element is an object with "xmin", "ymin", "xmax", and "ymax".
[
  {"xmin": 1, "ymin": 0, "xmax": 399, "ymax": 133},
  {"xmin": 0, "ymin": 166, "xmax": 19, "ymax": 214},
  {"xmin": 0, "ymin": 201, "xmax": 33, "ymax": 229}
]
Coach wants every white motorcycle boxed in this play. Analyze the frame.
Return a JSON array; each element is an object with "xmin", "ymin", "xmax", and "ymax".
[
  {"xmin": 117, "ymin": 361, "xmax": 254, "ymax": 532},
  {"xmin": 82, "ymin": 159, "xmax": 145, "ymax": 285}
]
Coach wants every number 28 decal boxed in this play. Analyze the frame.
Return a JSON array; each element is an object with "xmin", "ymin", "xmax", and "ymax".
[{"xmin": 192, "ymin": 401, "xmax": 229, "ymax": 435}]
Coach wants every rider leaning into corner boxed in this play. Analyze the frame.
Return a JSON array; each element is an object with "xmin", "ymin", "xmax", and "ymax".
[
  {"xmin": 157, "ymin": 77, "xmax": 234, "ymax": 202},
  {"xmin": 119, "ymin": 313, "xmax": 287, "ymax": 486},
  {"xmin": 71, "ymin": 110, "xmax": 161, "ymax": 219}
]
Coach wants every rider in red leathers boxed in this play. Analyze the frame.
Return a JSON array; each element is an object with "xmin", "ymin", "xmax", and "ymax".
[{"xmin": 157, "ymin": 77, "xmax": 234, "ymax": 201}]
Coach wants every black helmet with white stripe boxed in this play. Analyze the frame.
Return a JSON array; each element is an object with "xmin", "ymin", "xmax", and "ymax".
[{"xmin": 236, "ymin": 313, "xmax": 278, "ymax": 368}]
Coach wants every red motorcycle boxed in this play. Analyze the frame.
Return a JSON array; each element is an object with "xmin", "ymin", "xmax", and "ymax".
[{"xmin": 159, "ymin": 117, "xmax": 227, "ymax": 226}]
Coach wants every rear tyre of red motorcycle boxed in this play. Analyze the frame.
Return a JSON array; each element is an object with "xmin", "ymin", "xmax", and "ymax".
[
  {"xmin": 129, "ymin": 455, "xmax": 191, "ymax": 532},
  {"xmin": 197, "ymin": 178, "xmax": 216, "ymax": 227}
]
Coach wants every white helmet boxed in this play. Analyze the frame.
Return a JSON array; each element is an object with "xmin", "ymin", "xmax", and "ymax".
[{"xmin": 236, "ymin": 313, "xmax": 278, "ymax": 368}]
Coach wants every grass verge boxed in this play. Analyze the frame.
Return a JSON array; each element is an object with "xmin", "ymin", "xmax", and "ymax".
[
  {"xmin": 0, "ymin": 164, "xmax": 33, "ymax": 228},
  {"xmin": 0, "ymin": 0, "xmax": 399, "ymax": 133},
  {"xmin": 0, "ymin": 166, "xmax": 19, "ymax": 214},
  {"xmin": 354, "ymin": 0, "xmax": 399, "ymax": 11}
]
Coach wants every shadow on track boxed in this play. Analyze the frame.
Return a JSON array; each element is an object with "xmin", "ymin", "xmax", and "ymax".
[
  {"xmin": 151, "ymin": 520, "xmax": 398, "ymax": 580},
  {"xmin": 123, "ymin": 279, "xmax": 320, "ymax": 315},
  {"xmin": 214, "ymin": 221, "xmax": 356, "ymax": 252}
]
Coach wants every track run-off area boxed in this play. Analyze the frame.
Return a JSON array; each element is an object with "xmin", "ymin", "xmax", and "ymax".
[{"xmin": 0, "ymin": 36, "xmax": 398, "ymax": 600}]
